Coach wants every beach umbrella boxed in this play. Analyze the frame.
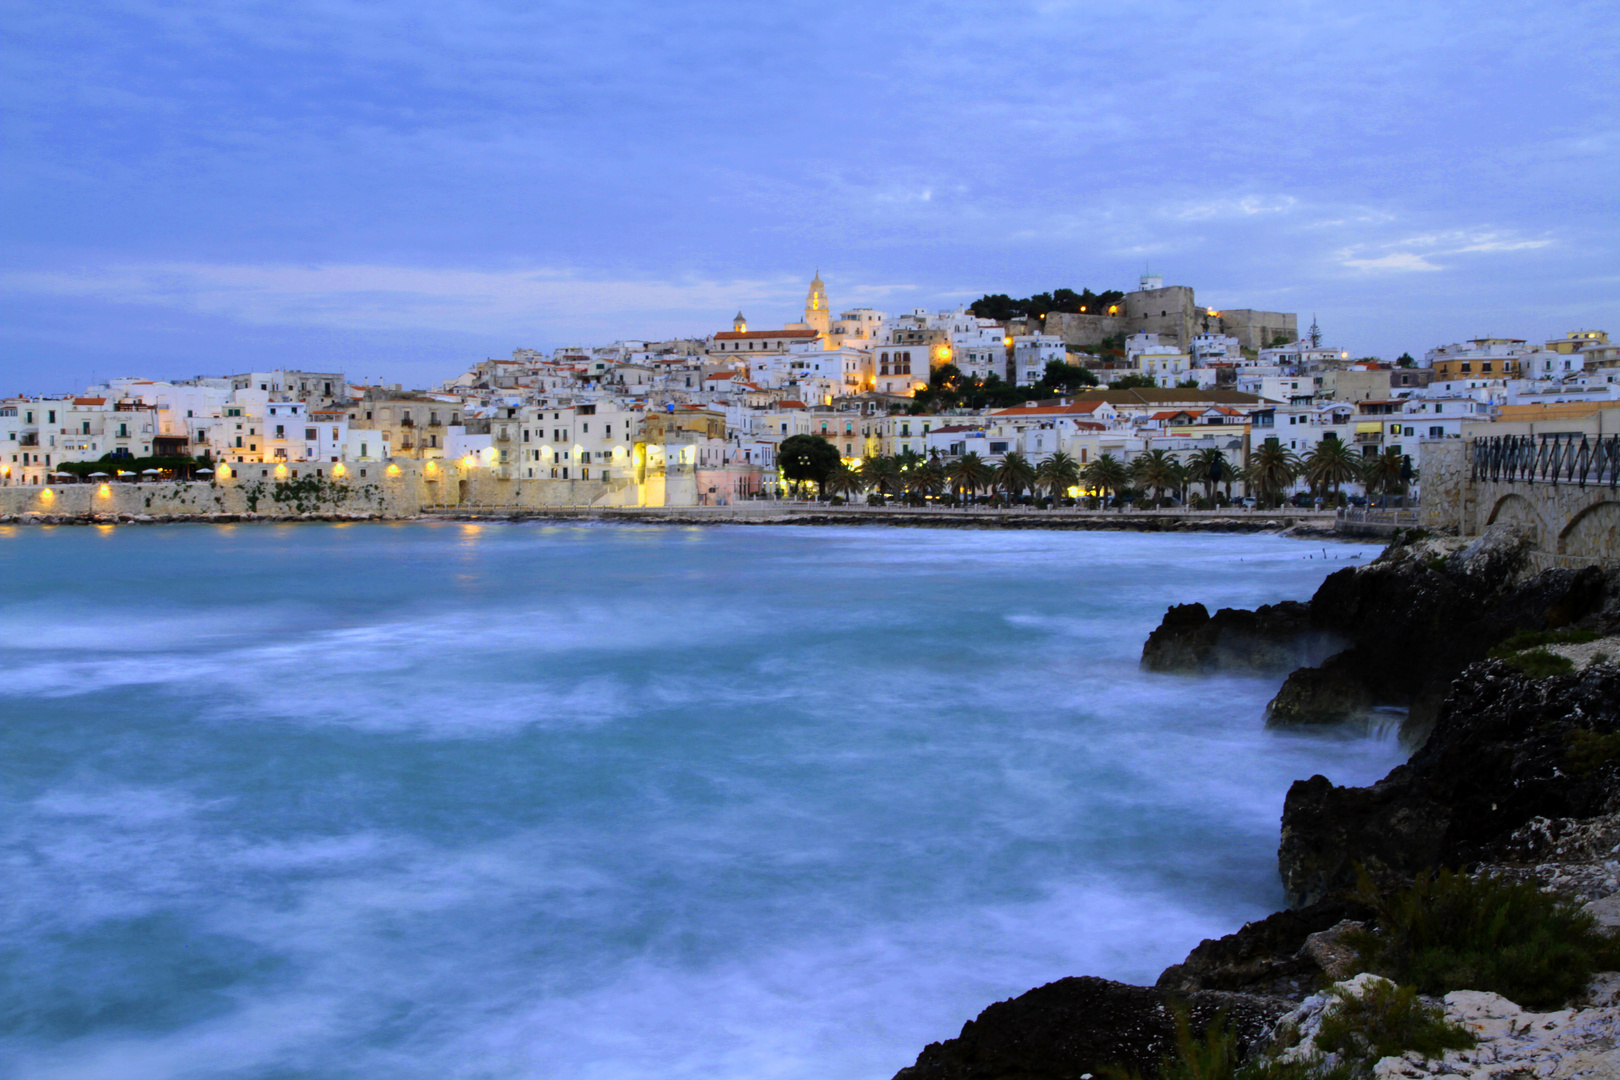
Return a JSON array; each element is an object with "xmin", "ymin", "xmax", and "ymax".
[
  {"xmin": 140, "ymin": 468, "xmax": 161, "ymax": 475},
  {"xmin": 88, "ymin": 471, "xmax": 109, "ymax": 477},
  {"xmin": 194, "ymin": 468, "xmax": 214, "ymax": 475}
]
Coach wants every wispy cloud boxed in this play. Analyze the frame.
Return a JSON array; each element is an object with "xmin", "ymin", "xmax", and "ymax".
[{"xmin": 0, "ymin": 263, "xmax": 806, "ymax": 337}]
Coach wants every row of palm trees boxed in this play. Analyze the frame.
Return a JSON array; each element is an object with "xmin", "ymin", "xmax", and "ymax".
[{"xmin": 817, "ymin": 438, "xmax": 1411, "ymax": 508}]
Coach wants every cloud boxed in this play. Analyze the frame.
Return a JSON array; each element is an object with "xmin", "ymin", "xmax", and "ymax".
[
  {"xmin": 0, "ymin": 263, "xmax": 809, "ymax": 337},
  {"xmin": 1341, "ymin": 252, "xmax": 1444, "ymax": 273}
]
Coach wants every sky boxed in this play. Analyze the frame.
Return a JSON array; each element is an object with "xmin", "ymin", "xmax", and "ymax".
[{"xmin": 2, "ymin": 0, "xmax": 1617, "ymax": 394}]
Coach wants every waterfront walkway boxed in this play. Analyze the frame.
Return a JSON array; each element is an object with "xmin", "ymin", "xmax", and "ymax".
[{"xmin": 419, "ymin": 503, "xmax": 1344, "ymax": 533}]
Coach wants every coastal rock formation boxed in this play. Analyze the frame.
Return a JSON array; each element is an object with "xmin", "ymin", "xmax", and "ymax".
[
  {"xmin": 890, "ymin": 976, "xmax": 1289, "ymax": 1080},
  {"xmin": 1140, "ymin": 526, "xmax": 1620, "ymax": 743},
  {"xmin": 1279, "ymin": 661, "xmax": 1620, "ymax": 907},
  {"xmin": 1155, "ymin": 898, "xmax": 1369, "ymax": 998},
  {"xmin": 1139, "ymin": 600, "xmax": 1322, "ymax": 673},
  {"xmin": 1275, "ymin": 972, "xmax": 1620, "ymax": 1080}
]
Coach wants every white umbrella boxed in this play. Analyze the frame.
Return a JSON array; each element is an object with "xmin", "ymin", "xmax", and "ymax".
[
  {"xmin": 88, "ymin": 471, "xmax": 110, "ymax": 477},
  {"xmin": 194, "ymin": 468, "xmax": 214, "ymax": 475},
  {"xmin": 140, "ymin": 468, "xmax": 161, "ymax": 475}
]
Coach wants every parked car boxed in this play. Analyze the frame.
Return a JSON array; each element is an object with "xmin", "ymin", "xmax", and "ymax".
[{"xmin": 1239, "ymin": 496, "xmax": 1258, "ymax": 508}]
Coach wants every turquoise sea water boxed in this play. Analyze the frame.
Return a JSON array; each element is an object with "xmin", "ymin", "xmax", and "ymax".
[{"xmin": 0, "ymin": 523, "xmax": 1401, "ymax": 1080}]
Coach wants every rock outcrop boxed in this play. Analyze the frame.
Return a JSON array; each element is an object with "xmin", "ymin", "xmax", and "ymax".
[
  {"xmin": 1140, "ymin": 527, "xmax": 1620, "ymax": 743},
  {"xmin": 890, "ymin": 976, "xmax": 1289, "ymax": 1080},
  {"xmin": 1155, "ymin": 898, "xmax": 1370, "ymax": 999},
  {"xmin": 1275, "ymin": 972, "xmax": 1620, "ymax": 1080},
  {"xmin": 1139, "ymin": 600, "xmax": 1324, "ymax": 674},
  {"xmin": 1279, "ymin": 661, "xmax": 1620, "ymax": 907}
]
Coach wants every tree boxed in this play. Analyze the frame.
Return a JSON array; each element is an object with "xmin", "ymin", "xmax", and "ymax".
[
  {"xmin": 1110, "ymin": 373, "xmax": 1157, "ymax": 389},
  {"xmin": 778, "ymin": 434, "xmax": 840, "ymax": 496},
  {"xmin": 1185, "ymin": 447, "xmax": 1229, "ymax": 504},
  {"xmin": 1397, "ymin": 352, "xmax": 1416, "ymax": 368},
  {"xmin": 946, "ymin": 452, "xmax": 994, "ymax": 503},
  {"xmin": 822, "ymin": 463, "xmax": 865, "ymax": 503},
  {"xmin": 994, "ymin": 451, "xmax": 1037, "ymax": 503},
  {"xmin": 911, "ymin": 456, "xmax": 947, "ymax": 502},
  {"xmin": 1243, "ymin": 440, "xmax": 1300, "ymax": 507},
  {"xmin": 1081, "ymin": 453, "xmax": 1128, "ymax": 503},
  {"xmin": 1302, "ymin": 436, "xmax": 1362, "ymax": 500},
  {"xmin": 1364, "ymin": 448, "xmax": 1414, "ymax": 505},
  {"xmin": 861, "ymin": 454, "xmax": 901, "ymax": 501},
  {"xmin": 1130, "ymin": 448, "xmax": 1181, "ymax": 507},
  {"xmin": 1175, "ymin": 378, "xmax": 1201, "ymax": 389},
  {"xmin": 1034, "ymin": 451, "xmax": 1081, "ymax": 506},
  {"xmin": 1041, "ymin": 359, "xmax": 1099, "ymax": 392}
]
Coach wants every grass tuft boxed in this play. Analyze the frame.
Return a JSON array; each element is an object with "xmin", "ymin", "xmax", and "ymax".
[
  {"xmin": 1349, "ymin": 868, "xmax": 1620, "ymax": 1008},
  {"xmin": 1314, "ymin": 981, "xmax": 1473, "ymax": 1063},
  {"xmin": 1568, "ymin": 729, "xmax": 1620, "ymax": 775},
  {"xmin": 1497, "ymin": 648, "xmax": 1576, "ymax": 678}
]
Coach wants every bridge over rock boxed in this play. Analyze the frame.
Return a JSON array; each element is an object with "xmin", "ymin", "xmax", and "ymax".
[{"xmin": 1423, "ymin": 436, "xmax": 1620, "ymax": 569}]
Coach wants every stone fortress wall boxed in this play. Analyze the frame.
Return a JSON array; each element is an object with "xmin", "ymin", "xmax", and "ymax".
[{"xmin": 1038, "ymin": 284, "xmax": 1295, "ymax": 350}]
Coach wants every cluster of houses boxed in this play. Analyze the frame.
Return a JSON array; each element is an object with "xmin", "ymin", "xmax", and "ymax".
[{"xmin": 5, "ymin": 271, "xmax": 1617, "ymax": 507}]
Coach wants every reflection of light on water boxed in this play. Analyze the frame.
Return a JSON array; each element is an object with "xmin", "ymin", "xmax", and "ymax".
[{"xmin": 0, "ymin": 525, "xmax": 1397, "ymax": 1080}]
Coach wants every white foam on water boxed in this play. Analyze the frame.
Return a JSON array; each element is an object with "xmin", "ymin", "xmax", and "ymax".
[{"xmin": 0, "ymin": 524, "xmax": 1399, "ymax": 1080}]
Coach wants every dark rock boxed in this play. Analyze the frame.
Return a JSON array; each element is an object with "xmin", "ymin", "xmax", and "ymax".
[
  {"xmin": 1264, "ymin": 652, "xmax": 1380, "ymax": 728},
  {"xmin": 1298, "ymin": 920, "xmax": 1366, "ymax": 982},
  {"xmin": 1140, "ymin": 526, "xmax": 1620, "ymax": 743},
  {"xmin": 1155, "ymin": 898, "xmax": 1367, "ymax": 998},
  {"xmin": 1278, "ymin": 661, "xmax": 1620, "ymax": 907},
  {"xmin": 891, "ymin": 976, "xmax": 1289, "ymax": 1080},
  {"xmin": 1140, "ymin": 600, "xmax": 1321, "ymax": 674}
]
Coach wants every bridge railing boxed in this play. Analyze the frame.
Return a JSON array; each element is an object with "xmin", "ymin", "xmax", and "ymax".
[{"xmin": 1471, "ymin": 433, "xmax": 1620, "ymax": 489}]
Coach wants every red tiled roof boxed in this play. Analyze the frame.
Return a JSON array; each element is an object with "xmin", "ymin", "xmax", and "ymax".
[
  {"xmin": 73, "ymin": 397, "xmax": 107, "ymax": 405},
  {"xmin": 778, "ymin": 400, "xmax": 808, "ymax": 409},
  {"xmin": 989, "ymin": 401, "xmax": 1107, "ymax": 416}
]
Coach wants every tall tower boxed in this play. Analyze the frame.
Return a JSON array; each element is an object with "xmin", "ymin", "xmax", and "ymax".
[
  {"xmin": 733, "ymin": 311, "xmax": 747, "ymax": 333},
  {"xmin": 804, "ymin": 273, "xmax": 830, "ymax": 336}
]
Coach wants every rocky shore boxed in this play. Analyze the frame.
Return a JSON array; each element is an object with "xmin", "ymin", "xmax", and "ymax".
[{"xmin": 890, "ymin": 527, "xmax": 1620, "ymax": 1080}]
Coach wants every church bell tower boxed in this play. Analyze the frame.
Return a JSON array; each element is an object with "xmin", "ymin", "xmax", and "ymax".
[{"xmin": 804, "ymin": 273, "xmax": 830, "ymax": 336}]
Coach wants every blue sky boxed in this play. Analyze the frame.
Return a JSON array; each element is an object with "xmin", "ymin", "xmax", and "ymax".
[{"xmin": 2, "ymin": 0, "xmax": 1616, "ymax": 393}]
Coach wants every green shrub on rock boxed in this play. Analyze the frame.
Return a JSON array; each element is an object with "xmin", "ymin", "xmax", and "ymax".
[
  {"xmin": 1313, "ymin": 980, "xmax": 1473, "ymax": 1063},
  {"xmin": 1349, "ymin": 868, "xmax": 1620, "ymax": 1008}
]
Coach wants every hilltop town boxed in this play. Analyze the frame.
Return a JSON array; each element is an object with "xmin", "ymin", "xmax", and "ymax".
[{"xmin": 3, "ymin": 272, "xmax": 1617, "ymax": 510}]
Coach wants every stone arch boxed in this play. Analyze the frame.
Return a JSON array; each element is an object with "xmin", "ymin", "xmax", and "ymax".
[
  {"xmin": 1486, "ymin": 492, "xmax": 1543, "ymax": 546},
  {"xmin": 1557, "ymin": 500, "xmax": 1620, "ymax": 562}
]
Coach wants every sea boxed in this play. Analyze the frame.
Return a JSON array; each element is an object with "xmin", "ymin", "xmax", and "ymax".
[{"xmin": 0, "ymin": 522, "xmax": 1403, "ymax": 1080}]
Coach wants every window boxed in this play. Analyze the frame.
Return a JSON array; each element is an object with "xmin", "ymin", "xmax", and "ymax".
[
  {"xmin": 1429, "ymin": 426, "xmax": 1444, "ymax": 438},
  {"xmin": 305, "ymin": 428, "xmax": 316, "ymax": 440}
]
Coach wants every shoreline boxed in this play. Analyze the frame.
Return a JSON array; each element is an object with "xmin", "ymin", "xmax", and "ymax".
[
  {"xmin": 0, "ymin": 506, "xmax": 1352, "ymax": 537},
  {"xmin": 892, "ymin": 530, "xmax": 1620, "ymax": 1079}
]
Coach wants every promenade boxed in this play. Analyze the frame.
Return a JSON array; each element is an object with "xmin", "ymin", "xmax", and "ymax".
[{"xmin": 419, "ymin": 502, "xmax": 1345, "ymax": 533}]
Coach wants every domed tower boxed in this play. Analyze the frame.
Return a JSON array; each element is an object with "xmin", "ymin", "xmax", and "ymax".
[
  {"xmin": 733, "ymin": 311, "xmax": 747, "ymax": 333},
  {"xmin": 804, "ymin": 273, "xmax": 830, "ymax": 336}
]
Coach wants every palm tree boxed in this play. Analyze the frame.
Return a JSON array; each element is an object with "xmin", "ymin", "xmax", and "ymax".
[
  {"xmin": 1302, "ymin": 436, "xmax": 1362, "ymax": 503},
  {"xmin": 994, "ymin": 451, "xmax": 1037, "ymax": 505},
  {"xmin": 822, "ymin": 463, "xmax": 865, "ymax": 503},
  {"xmin": 1034, "ymin": 451, "xmax": 1081, "ymax": 507},
  {"xmin": 1130, "ymin": 448, "xmax": 1180, "ymax": 507},
  {"xmin": 1243, "ymin": 440, "xmax": 1301, "ymax": 508},
  {"xmin": 1185, "ymin": 447, "xmax": 1229, "ymax": 505},
  {"xmin": 946, "ymin": 451, "xmax": 994, "ymax": 504},
  {"xmin": 860, "ymin": 455, "xmax": 902, "ymax": 503},
  {"xmin": 911, "ymin": 456, "xmax": 947, "ymax": 502},
  {"xmin": 1363, "ymin": 448, "xmax": 1413, "ymax": 506},
  {"xmin": 1081, "ymin": 453, "xmax": 1129, "ymax": 504}
]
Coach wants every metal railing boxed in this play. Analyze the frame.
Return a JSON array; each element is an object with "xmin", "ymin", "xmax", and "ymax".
[
  {"xmin": 1472, "ymin": 434, "xmax": 1620, "ymax": 488},
  {"xmin": 1337, "ymin": 507, "xmax": 1419, "ymax": 526}
]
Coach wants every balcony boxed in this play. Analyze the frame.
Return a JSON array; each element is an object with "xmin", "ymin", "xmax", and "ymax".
[
  {"xmin": 19, "ymin": 433, "xmax": 38, "ymax": 447},
  {"xmin": 399, "ymin": 417, "xmax": 415, "ymax": 428}
]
